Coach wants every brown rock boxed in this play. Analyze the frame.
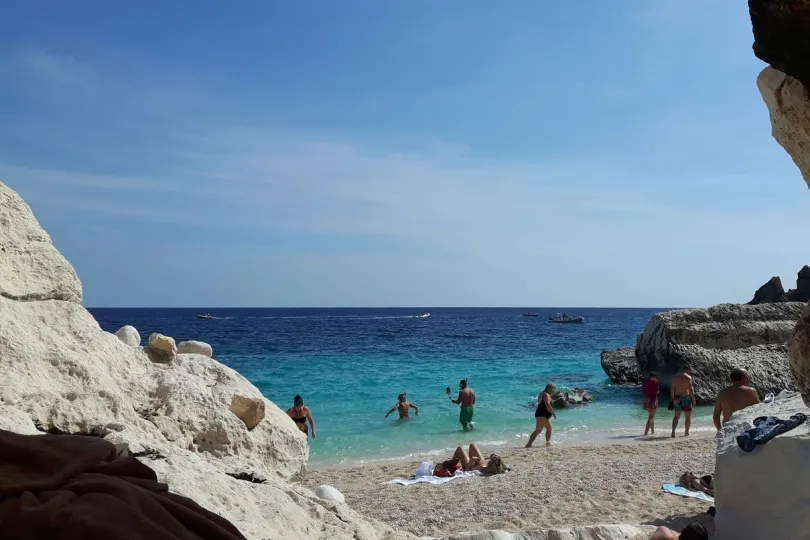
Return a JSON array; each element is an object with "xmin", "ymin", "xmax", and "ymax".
[
  {"xmin": 144, "ymin": 333, "xmax": 177, "ymax": 364},
  {"xmin": 230, "ymin": 395, "xmax": 266, "ymax": 430},
  {"xmin": 788, "ymin": 303, "xmax": 810, "ymax": 407},
  {"xmin": 749, "ymin": 0, "xmax": 810, "ymax": 89},
  {"xmin": 748, "ymin": 276, "xmax": 789, "ymax": 304}
]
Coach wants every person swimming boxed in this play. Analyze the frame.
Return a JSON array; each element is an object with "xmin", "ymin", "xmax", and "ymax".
[
  {"xmin": 286, "ymin": 395, "xmax": 316, "ymax": 439},
  {"xmin": 385, "ymin": 393, "xmax": 419, "ymax": 419}
]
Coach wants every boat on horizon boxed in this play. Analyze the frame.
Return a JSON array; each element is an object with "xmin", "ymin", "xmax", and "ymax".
[
  {"xmin": 548, "ymin": 313, "xmax": 584, "ymax": 324},
  {"xmin": 523, "ymin": 312, "xmax": 539, "ymax": 317},
  {"xmin": 415, "ymin": 312, "xmax": 431, "ymax": 318},
  {"xmin": 197, "ymin": 313, "xmax": 217, "ymax": 320}
]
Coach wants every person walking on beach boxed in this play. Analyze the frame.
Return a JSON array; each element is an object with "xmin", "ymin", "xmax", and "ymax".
[
  {"xmin": 449, "ymin": 379, "xmax": 476, "ymax": 431},
  {"xmin": 642, "ymin": 372, "xmax": 660, "ymax": 436},
  {"xmin": 526, "ymin": 384, "xmax": 557, "ymax": 447},
  {"xmin": 385, "ymin": 393, "xmax": 419, "ymax": 419},
  {"xmin": 287, "ymin": 395, "xmax": 316, "ymax": 439},
  {"xmin": 713, "ymin": 367, "xmax": 760, "ymax": 430},
  {"xmin": 670, "ymin": 366, "xmax": 695, "ymax": 438}
]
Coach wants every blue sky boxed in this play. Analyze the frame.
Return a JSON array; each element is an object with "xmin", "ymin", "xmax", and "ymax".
[{"xmin": 1, "ymin": 0, "xmax": 809, "ymax": 307}]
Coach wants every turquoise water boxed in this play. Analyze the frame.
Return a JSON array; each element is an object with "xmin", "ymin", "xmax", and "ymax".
[{"xmin": 92, "ymin": 307, "xmax": 714, "ymax": 467}]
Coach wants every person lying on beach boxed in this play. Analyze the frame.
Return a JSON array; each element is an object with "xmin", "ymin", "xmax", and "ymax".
[
  {"xmin": 678, "ymin": 472, "xmax": 714, "ymax": 497},
  {"xmin": 287, "ymin": 395, "xmax": 316, "ymax": 439},
  {"xmin": 449, "ymin": 379, "xmax": 476, "ymax": 431},
  {"xmin": 649, "ymin": 522, "xmax": 708, "ymax": 540},
  {"xmin": 385, "ymin": 393, "xmax": 419, "ymax": 419},
  {"xmin": 439, "ymin": 443, "xmax": 506, "ymax": 476},
  {"xmin": 713, "ymin": 367, "xmax": 760, "ymax": 430}
]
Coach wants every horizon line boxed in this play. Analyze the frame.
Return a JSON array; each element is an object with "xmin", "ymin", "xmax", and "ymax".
[{"xmin": 85, "ymin": 305, "xmax": 691, "ymax": 310}]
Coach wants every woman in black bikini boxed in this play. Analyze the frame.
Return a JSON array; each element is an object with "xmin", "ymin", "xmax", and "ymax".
[
  {"xmin": 526, "ymin": 384, "xmax": 557, "ymax": 448},
  {"xmin": 287, "ymin": 395, "xmax": 316, "ymax": 439}
]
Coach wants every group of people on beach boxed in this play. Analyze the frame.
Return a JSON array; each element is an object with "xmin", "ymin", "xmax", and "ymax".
[{"xmin": 641, "ymin": 364, "xmax": 761, "ymax": 437}]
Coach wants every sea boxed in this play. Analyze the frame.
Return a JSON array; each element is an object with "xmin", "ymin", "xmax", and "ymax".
[{"xmin": 90, "ymin": 307, "xmax": 715, "ymax": 468}]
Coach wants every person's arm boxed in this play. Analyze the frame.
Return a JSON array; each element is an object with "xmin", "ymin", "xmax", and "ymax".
[
  {"xmin": 410, "ymin": 403, "xmax": 419, "ymax": 416},
  {"xmin": 545, "ymin": 393, "xmax": 556, "ymax": 419},
  {"xmin": 471, "ymin": 391, "xmax": 476, "ymax": 406},
  {"xmin": 750, "ymin": 388, "xmax": 761, "ymax": 404},
  {"xmin": 713, "ymin": 400, "xmax": 722, "ymax": 431},
  {"xmin": 451, "ymin": 393, "xmax": 461, "ymax": 405},
  {"xmin": 670, "ymin": 382, "xmax": 675, "ymax": 403},
  {"xmin": 385, "ymin": 405, "xmax": 398, "ymax": 418},
  {"xmin": 307, "ymin": 409, "xmax": 316, "ymax": 439},
  {"xmin": 689, "ymin": 380, "xmax": 696, "ymax": 405}
]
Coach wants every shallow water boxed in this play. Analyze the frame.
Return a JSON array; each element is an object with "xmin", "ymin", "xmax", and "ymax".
[{"xmin": 91, "ymin": 307, "xmax": 713, "ymax": 467}]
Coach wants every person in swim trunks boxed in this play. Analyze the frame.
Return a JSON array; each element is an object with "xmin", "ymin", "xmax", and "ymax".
[
  {"xmin": 287, "ymin": 394, "xmax": 316, "ymax": 439},
  {"xmin": 450, "ymin": 378, "xmax": 476, "ymax": 431},
  {"xmin": 670, "ymin": 366, "xmax": 695, "ymax": 438}
]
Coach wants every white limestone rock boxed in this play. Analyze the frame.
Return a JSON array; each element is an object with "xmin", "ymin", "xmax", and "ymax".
[
  {"xmin": 433, "ymin": 524, "xmax": 653, "ymax": 540},
  {"xmin": 714, "ymin": 394, "xmax": 810, "ymax": 540},
  {"xmin": 177, "ymin": 340, "xmax": 213, "ymax": 357},
  {"xmin": 145, "ymin": 332, "xmax": 177, "ymax": 364},
  {"xmin": 0, "ymin": 182, "xmax": 82, "ymax": 302},
  {"xmin": 758, "ymin": 67, "xmax": 810, "ymax": 188},
  {"xmin": 315, "ymin": 485, "xmax": 345, "ymax": 504},
  {"xmin": 789, "ymin": 296, "xmax": 810, "ymax": 408},
  {"xmin": 115, "ymin": 325, "xmax": 141, "ymax": 348},
  {"xmin": 230, "ymin": 394, "xmax": 266, "ymax": 430}
]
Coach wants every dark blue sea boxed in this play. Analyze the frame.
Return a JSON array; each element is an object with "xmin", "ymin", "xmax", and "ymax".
[{"xmin": 90, "ymin": 307, "xmax": 714, "ymax": 467}]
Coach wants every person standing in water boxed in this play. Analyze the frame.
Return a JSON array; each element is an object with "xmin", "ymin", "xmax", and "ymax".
[
  {"xmin": 670, "ymin": 366, "xmax": 695, "ymax": 438},
  {"xmin": 385, "ymin": 393, "xmax": 419, "ymax": 419},
  {"xmin": 287, "ymin": 395, "xmax": 316, "ymax": 439},
  {"xmin": 642, "ymin": 372, "xmax": 660, "ymax": 436},
  {"xmin": 449, "ymin": 379, "xmax": 476, "ymax": 431},
  {"xmin": 713, "ymin": 367, "xmax": 760, "ymax": 429},
  {"xmin": 526, "ymin": 384, "xmax": 557, "ymax": 447}
]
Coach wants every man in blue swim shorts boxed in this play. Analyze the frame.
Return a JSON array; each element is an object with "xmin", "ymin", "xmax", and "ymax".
[{"xmin": 670, "ymin": 365, "xmax": 695, "ymax": 438}]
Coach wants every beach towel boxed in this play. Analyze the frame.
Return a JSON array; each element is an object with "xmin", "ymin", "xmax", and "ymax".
[
  {"xmin": 384, "ymin": 470, "xmax": 482, "ymax": 486},
  {"xmin": 661, "ymin": 483, "xmax": 714, "ymax": 503},
  {"xmin": 0, "ymin": 429, "xmax": 246, "ymax": 540}
]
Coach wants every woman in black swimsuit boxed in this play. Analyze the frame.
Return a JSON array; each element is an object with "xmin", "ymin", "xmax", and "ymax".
[
  {"xmin": 287, "ymin": 395, "xmax": 316, "ymax": 439},
  {"xmin": 526, "ymin": 384, "xmax": 557, "ymax": 448}
]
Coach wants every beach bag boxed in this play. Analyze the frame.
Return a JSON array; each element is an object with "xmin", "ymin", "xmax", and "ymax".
[{"xmin": 415, "ymin": 461, "xmax": 433, "ymax": 477}]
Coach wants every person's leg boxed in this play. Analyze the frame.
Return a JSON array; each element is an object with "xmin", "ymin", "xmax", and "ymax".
[
  {"xmin": 544, "ymin": 418, "xmax": 553, "ymax": 445},
  {"xmin": 526, "ymin": 417, "xmax": 542, "ymax": 448},
  {"xmin": 452, "ymin": 446, "xmax": 471, "ymax": 469},
  {"xmin": 644, "ymin": 409, "xmax": 654, "ymax": 436},
  {"xmin": 468, "ymin": 443, "xmax": 484, "ymax": 461},
  {"xmin": 671, "ymin": 411, "xmax": 681, "ymax": 438},
  {"xmin": 684, "ymin": 410, "xmax": 692, "ymax": 436},
  {"xmin": 650, "ymin": 408, "xmax": 655, "ymax": 434}
]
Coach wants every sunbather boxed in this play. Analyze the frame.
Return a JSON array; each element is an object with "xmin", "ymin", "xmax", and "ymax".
[
  {"xmin": 437, "ymin": 443, "xmax": 506, "ymax": 476},
  {"xmin": 650, "ymin": 522, "xmax": 708, "ymax": 540},
  {"xmin": 678, "ymin": 472, "xmax": 714, "ymax": 497}
]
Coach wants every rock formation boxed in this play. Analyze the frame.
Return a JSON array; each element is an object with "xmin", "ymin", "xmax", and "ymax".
[
  {"xmin": 714, "ymin": 392, "xmax": 809, "ymax": 540},
  {"xmin": 434, "ymin": 524, "xmax": 654, "ymax": 540},
  {"xmin": 178, "ymin": 339, "xmax": 213, "ymax": 357},
  {"xmin": 636, "ymin": 303, "xmax": 801, "ymax": 404},
  {"xmin": 600, "ymin": 348, "xmax": 642, "ymax": 384},
  {"xmin": 748, "ymin": 276, "xmax": 789, "ymax": 304},
  {"xmin": 115, "ymin": 325, "xmax": 141, "ymax": 348},
  {"xmin": 0, "ymin": 182, "xmax": 411, "ymax": 540},
  {"xmin": 787, "ymin": 266, "xmax": 810, "ymax": 302},
  {"xmin": 788, "ymin": 305, "xmax": 810, "ymax": 408},
  {"xmin": 552, "ymin": 388, "xmax": 593, "ymax": 408}
]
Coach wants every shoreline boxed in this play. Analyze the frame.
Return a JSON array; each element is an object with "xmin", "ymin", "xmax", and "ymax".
[{"xmin": 302, "ymin": 435, "xmax": 717, "ymax": 537}]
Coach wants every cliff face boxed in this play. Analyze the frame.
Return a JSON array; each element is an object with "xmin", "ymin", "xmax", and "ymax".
[
  {"xmin": 636, "ymin": 303, "xmax": 801, "ymax": 404},
  {"xmin": 0, "ymin": 182, "xmax": 411, "ymax": 540}
]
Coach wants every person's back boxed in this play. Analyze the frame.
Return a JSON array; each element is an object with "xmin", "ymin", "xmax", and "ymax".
[
  {"xmin": 459, "ymin": 387, "xmax": 475, "ymax": 407},
  {"xmin": 714, "ymin": 367, "xmax": 759, "ymax": 429}
]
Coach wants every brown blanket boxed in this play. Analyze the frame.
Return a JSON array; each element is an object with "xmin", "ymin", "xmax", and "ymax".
[{"xmin": 0, "ymin": 429, "xmax": 246, "ymax": 539}]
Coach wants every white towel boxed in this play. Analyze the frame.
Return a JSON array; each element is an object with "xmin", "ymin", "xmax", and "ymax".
[{"xmin": 384, "ymin": 470, "xmax": 482, "ymax": 486}]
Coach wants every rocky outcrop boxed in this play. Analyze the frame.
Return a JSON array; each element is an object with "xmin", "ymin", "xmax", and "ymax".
[
  {"xmin": 714, "ymin": 392, "xmax": 809, "ymax": 540},
  {"xmin": 0, "ymin": 182, "xmax": 411, "ymax": 540},
  {"xmin": 178, "ymin": 339, "xmax": 213, "ymax": 357},
  {"xmin": 144, "ymin": 333, "xmax": 177, "ymax": 364},
  {"xmin": 115, "ymin": 325, "xmax": 141, "ymax": 348},
  {"xmin": 788, "ymin": 303, "xmax": 810, "ymax": 407},
  {"xmin": 600, "ymin": 348, "xmax": 642, "ymax": 384},
  {"xmin": 230, "ymin": 395, "xmax": 266, "ymax": 430},
  {"xmin": 636, "ymin": 303, "xmax": 801, "ymax": 404},
  {"xmin": 552, "ymin": 388, "xmax": 592, "ymax": 408},
  {"xmin": 787, "ymin": 265, "xmax": 810, "ymax": 302},
  {"xmin": 435, "ymin": 524, "xmax": 654, "ymax": 540},
  {"xmin": 748, "ymin": 276, "xmax": 789, "ymax": 304}
]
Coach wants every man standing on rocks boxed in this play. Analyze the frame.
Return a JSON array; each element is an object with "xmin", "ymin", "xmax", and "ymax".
[
  {"xmin": 713, "ymin": 367, "xmax": 760, "ymax": 430},
  {"xmin": 670, "ymin": 366, "xmax": 695, "ymax": 438}
]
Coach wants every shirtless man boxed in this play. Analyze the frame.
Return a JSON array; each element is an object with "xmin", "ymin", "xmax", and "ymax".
[
  {"xmin": 385, "ymin": 393, "xmax": 419, "ymax": 419},
  {"xmin": 713, "ymin": 367, "xmax": 760, "ymax": 430},
  {"xmin": 449, "ymin": 379, "xmax": 476, "ymax": 431},
  {"xmin": 670, "ymin": 366, "xmax": 695, "ymax": 438}
]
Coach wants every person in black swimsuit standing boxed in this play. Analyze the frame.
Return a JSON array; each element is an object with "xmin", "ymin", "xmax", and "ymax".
[
  {"xmin": 287, "ymin": 395, "xmax": 316, "ymax": 439},
  {"xmin": 526, "ymin": 384, "xmax": 557, "ymax": 448}
]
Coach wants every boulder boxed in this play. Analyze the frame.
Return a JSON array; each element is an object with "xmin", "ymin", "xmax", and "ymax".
[
  {"xmin": 787, "ymin": 265, "xmax": 810, "ymax": 302},
  {"xmin": 552, "ymin": 388, "xmax": 592, "ymax": 408},
  {"xmin": 230, "ymin": 395, "xmax": 266, "ymax": 430},
  {"xmin": 714, "ymin": 393, "xmax": 810, "ymax": 540},
  {"xmin": 750, "ymin": 0, "xmax": 810, "ymax": 90},
  {"xmin": 0, "ymin": 183, "xmax": 82, "ymax": 302},
  {"xmin": 435, "ymin": 524, "xmax": 654, "ymax": 540},
  {"xmin": 145, "ymin": 333, "xmax": 177, "ymax": 364},
  {"xmin": 114, "ymin": 325, "xmax": 141, "ymax": 348},
  {"xmin": 600, "ymin": 348, "xmax": 642, "ymax": 384},
  {"xmin": 0, "ymin": 182, "xmax": 413, "ymax": 540},
  {"xmin": 177, "ymin": 340, "xmax": 213, "ymax": 357},
  {"xmin": 788, "ymin": 302, "xmax": 810, "ymax": 407},
  {"xmin": 636, "ymin": 303, "xmax": 802, "ymax": 404},
  {"xmin": 315, "ymin": 485, "xmax": 345, "ymax": 504},
  {"xmin": 748, "ymin": 276, "xmax": 789, "ymax": 304}
]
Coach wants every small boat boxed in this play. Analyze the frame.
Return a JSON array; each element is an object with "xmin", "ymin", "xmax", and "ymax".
[
  {"xmin": 415, "ymin": 312, "xmax": 431, "ymax": 318},
  {"xmin": 548, "ymin": 313, "xmax": 584, "ymax": 324},
  {"xmin": 523, "ymin": 312, "xmax": 539, "ymax": 317},
  {"xmin": 197, "ymin": 313, "xmax": 217, "ymax": 320}
]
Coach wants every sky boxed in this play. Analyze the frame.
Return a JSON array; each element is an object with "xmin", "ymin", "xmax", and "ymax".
[{"xmin": 1, "ymin": 0, "xmax": 809, "ymax": 308}]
